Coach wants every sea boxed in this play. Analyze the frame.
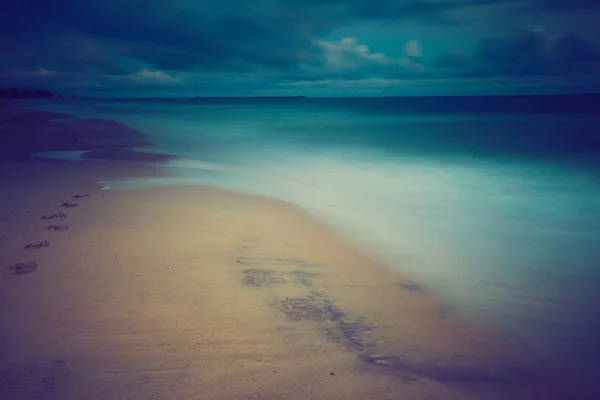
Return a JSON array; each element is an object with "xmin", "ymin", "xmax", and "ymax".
[{"xmin": 22, "ymin": 94, "xmax": 600, "ymax": 386}]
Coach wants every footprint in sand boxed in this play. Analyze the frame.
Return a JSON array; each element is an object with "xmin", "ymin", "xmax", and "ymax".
[
  {"xmin": 60, "ymin": 202, "xmax": 79, "ymax": 208},
  {"xmin": 24, "ymin": 241, "xmax": 50, "ymax": 250},
  {"xmin": 41, "ymin": 212, "xmax": 68, "ymax": 220},
  {"xmin": 8, "ymin": 261, "xmax": 38, "ymax": 275},
  {"xmin": 47, "ymin": 224, "xmax": 71, "ymax": 232},
  {"xmin": 73, "ymin": 193, "xmax": 90, "ymax": 199}
]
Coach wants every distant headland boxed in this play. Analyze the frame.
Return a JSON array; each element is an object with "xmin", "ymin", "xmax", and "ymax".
[
  {"xmin": 195, "ymin": 95, "xmax": 306, "ymax": 99},
  {"xmin": 0, "ymin": 88, "xmax": 62, "ymax": 99}
]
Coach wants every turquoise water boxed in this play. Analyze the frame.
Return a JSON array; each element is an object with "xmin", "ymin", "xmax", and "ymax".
[{"xmin": 28, "ymin": 96, "xmax": 600, "ymax": 383}]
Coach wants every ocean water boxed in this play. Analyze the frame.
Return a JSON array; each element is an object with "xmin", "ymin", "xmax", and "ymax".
[{"xmin": 26, "ymin": 95, "xmax": 600, "ymax": 383}]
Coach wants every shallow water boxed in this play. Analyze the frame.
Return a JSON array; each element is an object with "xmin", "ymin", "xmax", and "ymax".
[{"xmin": 27, "ymin": 96, "xmax": 600, "ymax": 384}]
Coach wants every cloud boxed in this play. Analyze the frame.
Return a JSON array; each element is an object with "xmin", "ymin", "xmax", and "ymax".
[
  {"xmin": 28, "ymin": 68, "xmax": 57, "ymax": 77},
  {"xmin": 534, "ymin": 0, "xmax": 600, "ymax": 11},
  {"xmin": 0, "ymin": 0, "xmax": 491, "ymax": 78},
  {"xmin": 294, "ymin": 37, "xmax": 427, "ymax": 81},
  {"xmin": 1, "ymin": 1, "xmax": 599, "ymax": 95},
  {"xmin": 404, "ymin": 40, "xmax": 423, "ymax": 59},
  {"xmin": 318, "ymin": 37, "xmax": 390, "ymax": 68},
  {"xmin": 434, "ymin": 49, "xmax": 469, "ymax": 69},
  {"xmin": 130, "ymin": 69, "xmax": 181, "ymax": 83},
  {"xmin": 288, "ymin": 29, "xmax": 600, "ymax": 85},
  {"xmin": 475, "ymin": 29, "xmax": 600, "ymax": 76}
]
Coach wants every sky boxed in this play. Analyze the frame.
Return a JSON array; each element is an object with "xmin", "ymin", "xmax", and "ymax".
[{"xmin": 2, "ymin": 0, "xmax": 600, "ymax": 97}]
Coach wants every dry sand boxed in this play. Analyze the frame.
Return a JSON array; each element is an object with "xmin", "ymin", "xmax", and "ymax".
[{"xmin": 0, "ymin": 105, "xmax": 588, "ymax": 399}]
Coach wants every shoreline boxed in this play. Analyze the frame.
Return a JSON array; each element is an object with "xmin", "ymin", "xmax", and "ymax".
[
  {"xmin": 0, "ymin": 157, "xmax": 579, "ymax": 399},
  {"xmin": 0, "ymin": 103, "xmax": 171, "ymax": 163},
  {"xmin": 0, "ymin": 105, "xmax": 591, "ymax": 398}
]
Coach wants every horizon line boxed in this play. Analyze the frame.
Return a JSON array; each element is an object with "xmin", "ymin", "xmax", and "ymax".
[{"xmin": 76, "ymin": 92, "xmax": 600, "ymax": 100}]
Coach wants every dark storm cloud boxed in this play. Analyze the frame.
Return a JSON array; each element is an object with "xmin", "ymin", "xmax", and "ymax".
[
  {"xmin": 433, "ymin": 50, "xmax": 470, "ymax": 69},
  {"xmin": 425, "ymin": 30, "xmax": 600, "ymax": 91},
  {"xmin": 0, "ymin": 0, "xmax": 469, "ymax": 74},
  {"xmin": 475, "ymin": 30, "xmax": 600, "ymax": 77},
  {"xmin": 0, "ymin": 0, "xmax": 497, "ymax": 73},
  {"xmin": 284, "ymin": 0, "xmax": 472, "ymax": 20},
  {"xmin": 1, "ymin": 0, "xmax": 599, "ymax": 95},
  {"xmin": 535, "ymin": 0, "xmax": 600, "ymax": 11},
  {"xmin": 1, "ymin": 0, "xmax": 324, "ymax": 77}
]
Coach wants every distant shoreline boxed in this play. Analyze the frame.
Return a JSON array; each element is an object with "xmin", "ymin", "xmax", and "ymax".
[
  {"xmin": 0, "ymin": 104, "xmax": 166, "ymax": 161},
  {"xmin": 0, "ymin": 88, "xmax": 60, "ymax": 99},
  {"xmin": 71, "ymin": 93, "xmax": 599, "ymax": 100},
  {"xmin": 195, "ymin": 95, "xmax": 307, "ymax": 99}
]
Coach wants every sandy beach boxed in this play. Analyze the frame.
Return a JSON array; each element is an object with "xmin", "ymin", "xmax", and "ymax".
[{"xmin": 0, "ymin": 105, "xmax": 586, "ymax": 399}]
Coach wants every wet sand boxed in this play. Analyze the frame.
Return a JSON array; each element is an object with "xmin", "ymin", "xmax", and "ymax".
[{"xmin": 0, "ymin": 105, "xmax": 589, "ymax": 399}]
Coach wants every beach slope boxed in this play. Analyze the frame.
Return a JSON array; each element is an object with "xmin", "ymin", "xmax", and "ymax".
[{"xmin": 0, "ymin": 105, "xmax": 583, "ymax": 399}]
